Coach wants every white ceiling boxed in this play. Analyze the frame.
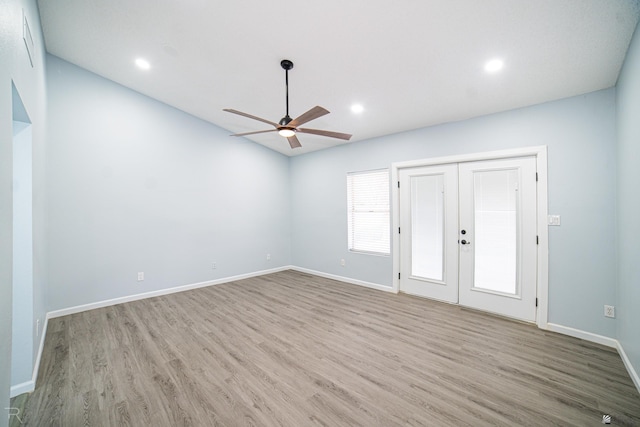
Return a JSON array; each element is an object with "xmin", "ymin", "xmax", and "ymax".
[{"xmin": 38, "ymin": 0, "xmax": 640, "ymax": 156}]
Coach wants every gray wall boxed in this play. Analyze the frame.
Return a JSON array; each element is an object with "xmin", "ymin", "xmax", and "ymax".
[
  {"xmin": 617, "ymin": 21, "xmax": 640, "ymax": 382},
  {"xmin": 291, "ymin": 89, "xmax": 618, "ymax": 338},
  {"xmin": 0, "ymin": 0, "xmax": 48, "ymax": 423},
  {"xmin": 45, "ymin": 55, "xmax": 291, "ymax": 311},
  {"xmin": 11, "ymin": 121, "xmax": 34, "ymax": 387}
]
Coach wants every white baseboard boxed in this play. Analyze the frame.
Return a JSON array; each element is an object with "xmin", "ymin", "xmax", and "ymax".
[
  {"xmin": 14, "ymin": 267, "xmax": 290, "ymax": 398},
  {"xmin": 30, "ymin": 315, "xmax": 48, "ymax": 391},
  {"xmin": 290, "ymin": 266, "xmax": 395, "ymax": 293},
  {"xmin": 546, "ymin": 323, "xmax": 640, "ymax": 394},
  {"xmin": 12, "ymin": 269, "xmax": 388, "ymax": 399},
  {"xmin": 47, "ymin": 266, "xmax": 393, "ymax": 321},
  {"xmin": 29, "ymin": 267, "xmax": 640, "ymax": 398},
  {"xmin": 10, "ymin": 314, "xmax": 48, "ymax": 398},
  {"xmin": 10, "ymin": 380, "xmax": 34, "ymax": 398},
  {"xmin": 545, "ymin": 323, "xmax": 618, "ymax": 348},
  {"xmin": 47, "ymin": 266, "xmax": 292, "ymax": 319},
  {"xmin": 617, "ymin": 340, "xmax": 640, "ymax": 393}
]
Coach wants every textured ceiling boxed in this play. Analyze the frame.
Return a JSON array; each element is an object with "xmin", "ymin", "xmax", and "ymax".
[{"xmin": 38, "ymin": 0, "xmax": 640, "ymax": 156}]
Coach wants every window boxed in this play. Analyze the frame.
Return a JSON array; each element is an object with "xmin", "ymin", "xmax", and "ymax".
[{"xmin": 347, "ymin": 169, "xmax": 390, "ymax": 255}]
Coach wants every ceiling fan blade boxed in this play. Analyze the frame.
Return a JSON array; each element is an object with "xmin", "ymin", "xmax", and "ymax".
[
  {"xmin": 223, "ymin": 109, "xmax": 279, "ymax": 128},
  {"xmin": 287, "ymin": 134, "xmax": 302, "ymax": 149},
  {"xmin": 298, "ymin": 128, "xmax": 352, "ymax": 141},
  {"xmin": 230, "ymin": 129, "xmax": 278, "ymax": 137},
  {"xmin": 288, "ymin": 106, "xmax": 330, "ymax": 128}
]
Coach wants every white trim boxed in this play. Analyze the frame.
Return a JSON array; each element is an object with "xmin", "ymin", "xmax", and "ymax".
[
  {"xmin": 29, "ymin": 314, "xmax": 48, "ymax": 391},
  {"xmin": 10, "ymin": 380, "xmax": 34, "ymax": 398},
  {"xmin": 291, "ymin": 266, "xmax": 395, "ymax": 293},
  {"xmin": 617, "ymin": 341, "xmax": 640, "ymax": 393},
  {"xmin": 545, "ymin": 323, "xmax": 640, "ymax": 394},
  {"xmin": 545, "ymin": 323, "xmax": 617, "ymax": 348},
  {"xmin": 25, "ymin": 268, "xmax": 291, "ymax": 398},
  {"xmin": 391, "ymin": 145, "xmax": 549, "ymax": 329},
  {"xmin": 536, "ymin": 147, "xmax": 549, "ymax": 329},
  {"xmin": 20, "ymin": 266, "xmax": 640, "ymax": 397},
  {"xmin": 391, "ymin": 146, "xmax": 549, "ymax": 169},
  {"xmin": 47, "ymin": 266, "xmax": 292, "ymax": 319},
  {"xmin": 391, "ymin": 165, "xmax": 401, "ymax": 293},
  {"xmin": 11, "ymin": 314, "xmax": 49, "ymax": 398}
]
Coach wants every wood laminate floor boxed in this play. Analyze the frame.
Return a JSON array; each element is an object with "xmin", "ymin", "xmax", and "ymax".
[{"xmin": 10, "ymin": 270, "xmax": 640, "ymax": 426}]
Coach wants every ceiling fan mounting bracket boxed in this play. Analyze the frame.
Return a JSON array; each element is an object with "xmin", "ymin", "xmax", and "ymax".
[{"xmin": 280, "ymin": 59, "xmax": 294, "ymax": 70}]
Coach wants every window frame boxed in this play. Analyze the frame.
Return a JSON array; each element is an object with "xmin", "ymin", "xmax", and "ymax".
[{"xmin": 346, "ymin": 168, "xmax": 391, "ymax": 256}]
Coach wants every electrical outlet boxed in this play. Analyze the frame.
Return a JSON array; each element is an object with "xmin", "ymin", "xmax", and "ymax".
[
  {"xmin": 266, "ymin": 253, "xmax": 271, "ymax": 261},
  {"xmin": 548, "ymin": 215, "xmax": 561, "ymax": 226},
  {"xmin": 604, "ymin": 305, "xmax": 615, "ymax": 318},
  {"xmin": 340, "ymin": 259, "xmax": 345, "ymax": 266},
  {"xmin": 212, "ymin": 262, "xmax": 217, "ymax": 269},
  {"xmin": 137, "ymin": 272, "xmax": 144, "ymax": 281}
]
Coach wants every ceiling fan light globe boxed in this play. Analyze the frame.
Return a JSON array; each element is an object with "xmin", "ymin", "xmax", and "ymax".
[{"xmin": 278, "ymin": 128, "xmax": 296, "ymax": 138}]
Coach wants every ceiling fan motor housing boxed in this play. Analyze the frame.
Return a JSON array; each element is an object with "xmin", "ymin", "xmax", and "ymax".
[{"xmin": 279, "ymin": 115, "xmax": 293, "ymax": 126}]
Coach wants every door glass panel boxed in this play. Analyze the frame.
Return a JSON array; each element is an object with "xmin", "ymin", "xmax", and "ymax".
[
  {"xmin": 411, "ymin": 174, "xmax": 444, "ymax": 281},
  {"xmin": 473, "ymin": 169, "xmax": 518, "ymax": 294}
]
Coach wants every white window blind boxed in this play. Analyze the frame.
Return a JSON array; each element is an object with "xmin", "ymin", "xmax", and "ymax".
[{"xmin": 347, "ymin": 169, "xmax": 390, "ymax": 255}]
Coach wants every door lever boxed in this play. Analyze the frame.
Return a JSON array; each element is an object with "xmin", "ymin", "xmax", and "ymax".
[{"xmin": 460, "ymin": 240, "xmax": 471, "ymax": 245}]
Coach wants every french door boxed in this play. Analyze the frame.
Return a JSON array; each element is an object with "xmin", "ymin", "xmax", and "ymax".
[
  {"xmin": 398, "ymin": 164, "xmax": 459, "ymax": 303},
  {"xmin": 399, "ymin": 157, "xmax": 538, "ymax": 322}
]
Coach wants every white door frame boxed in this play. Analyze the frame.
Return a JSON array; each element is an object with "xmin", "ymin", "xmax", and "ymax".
[{"xmin": 391, "ymin": 146, "xmax": 549, "ymax": 329}]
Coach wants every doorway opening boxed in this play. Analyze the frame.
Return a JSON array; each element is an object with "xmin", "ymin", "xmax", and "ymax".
[{"xmin": 11, "ymin": 82, "xmax": 34, "ymax": 395}]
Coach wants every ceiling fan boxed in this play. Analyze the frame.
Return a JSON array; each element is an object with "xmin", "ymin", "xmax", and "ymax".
[{"xmin": 223, "ymin": 59, "xmax": 352, "ymax": 149}]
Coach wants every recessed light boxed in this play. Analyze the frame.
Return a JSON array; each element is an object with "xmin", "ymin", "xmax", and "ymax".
[
  {"xmin": 351, "ymin": 104, "xmax": 364, "ymax": 114},
  {"xmin": 484, "ymin": 58, "xmax": 504, "ymax": 73},
  {"xmin": 135, "ymin": 58, "xmax": 151, "ymax": 70}
]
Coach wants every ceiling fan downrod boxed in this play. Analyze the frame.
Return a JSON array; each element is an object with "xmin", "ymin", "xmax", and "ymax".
[{"xmin": 279, "ymin": 59, "xmax": 294, "ymax": 126}]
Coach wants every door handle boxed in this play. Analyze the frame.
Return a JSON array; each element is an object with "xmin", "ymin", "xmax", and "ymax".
[{"xmin": 460, "ymin": 240, "xmax": 471, "ymax": 245}]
